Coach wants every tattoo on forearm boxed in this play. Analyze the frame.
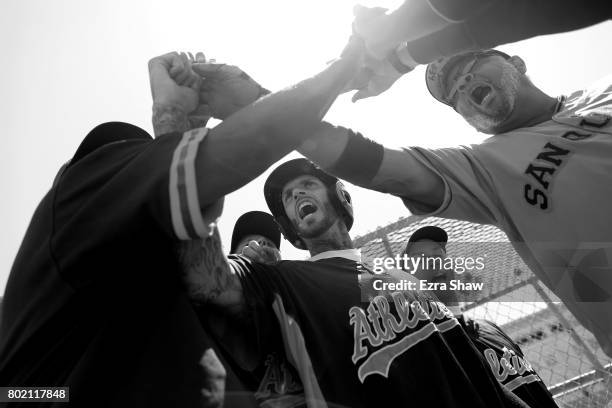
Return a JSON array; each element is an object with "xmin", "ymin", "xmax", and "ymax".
[
  {"xmin": 176, "ymin": 229, "xmax": 243, "ymax": 307},
  {"xmin": 152, "ymin": 103, "xmax": 191, "ymax": 136}
]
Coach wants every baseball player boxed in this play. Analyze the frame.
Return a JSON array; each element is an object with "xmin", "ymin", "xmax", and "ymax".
[
  {"xmin": 0, "ymin": 42, "xmax": 363, "ymax": 406},
  {"xmin": 298, "ymin": 49, "xmax": 612, "ymax": 358},
  {"xmin": 212, "ymin": 210, "xmax": 283, "ymax": 407},
  {"xmin": 230, "ymin": 211, "xmax": 281, "ymax": 259},
  {"xmin": 178, "ymin": 158, "xmax": 532, "ymax": 407},
  {"xmin": 404, "ymin": 226, "xmax": 559, "ymax": 408}
]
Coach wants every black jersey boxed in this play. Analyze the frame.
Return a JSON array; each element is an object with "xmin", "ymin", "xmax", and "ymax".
[
  {"xmin": 459, "ymin": 316, "xmax": 559, "ymax": 408},
  {"xmin": 232, "ymin": 250, "xmax": 530, "ymax": 408},
  {"xmin": 0, "ymin": 123, "xmax": 224, "ymax": 407}
]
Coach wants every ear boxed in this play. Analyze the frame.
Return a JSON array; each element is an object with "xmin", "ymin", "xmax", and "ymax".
[{"xmin": 508, "ymin": 55, "xmax": 526, "ymax": 74}]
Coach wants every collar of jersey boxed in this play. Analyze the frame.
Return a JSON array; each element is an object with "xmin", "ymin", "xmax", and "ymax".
[{"xmin": 307, "ymin": 248, "xmax": 361, "ymax": 263}]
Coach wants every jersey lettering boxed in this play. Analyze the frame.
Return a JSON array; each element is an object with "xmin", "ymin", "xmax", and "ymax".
[
  {"xmin": 580, "ymin": 115, "xmax": 610, "ymax": 128},
  {"xmin": 523, "ymin": 185, "xmax": 548, "ymax": 210},
  {"xmin": 524, "ymin": 164, "xmax": 555, "ymax": 189},
  {"xmin": 561, "ymin": 130, "xmax": 592, "ymax": 141},
  {"xmin": 523, "ymin": 142, "xmax": 571, "ymax": 210},
  {"xmin": 483, "ymin": 347, "xmax": 537, "ymax": 389},
  {"xmin": 349, "ymin": 292, "xmax": 456, "ymax": 382},
  {"xmin": 255, "ymin": 352, "xmax": 303, "ymax": 401}
]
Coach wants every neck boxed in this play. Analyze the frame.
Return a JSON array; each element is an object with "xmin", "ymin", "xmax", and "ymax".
[
  {"xmin": 496, "ymin": 79, "xmax": 558, "ymax": 133},
  {"xmin": 304, "ymin": 220, "xmax": 353, "ymax": 256}
]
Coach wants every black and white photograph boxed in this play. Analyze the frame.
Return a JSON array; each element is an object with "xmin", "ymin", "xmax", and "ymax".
[{"xmin": 1, "ymin": 0, "xmax": 612, "ymax": 406}]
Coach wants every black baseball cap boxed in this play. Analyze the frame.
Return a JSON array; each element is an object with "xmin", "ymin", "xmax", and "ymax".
[
  {"xmin": 404, "ymin": 226, "xmax": 448, "ymax": 254},
  {"xmin": 230, "ymin": 211, "xmax": 281, "ymax": 253}
]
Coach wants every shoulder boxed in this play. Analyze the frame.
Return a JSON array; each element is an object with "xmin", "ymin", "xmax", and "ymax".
[
  {"xmin": 474, "ymin": 318, "xmax": 504, "ymax": 337},
  {"xmin": 473, "ymin": 318, "xmax": 521, "ymax": 352},
  {"xmin": 561, "ymin": 75, "xmax": 612, "ymax": 115},
  {"xmin": 72, "ymin": 122, "xmax": 152, "ymax": 164}
]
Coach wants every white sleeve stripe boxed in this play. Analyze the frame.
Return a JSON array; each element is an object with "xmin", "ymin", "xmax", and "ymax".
[
  {"xmin": 435, "ymin": 317, "xmax": 460, "ymax": 332},
  {"xmin": 505, "ymin": 373, "xmax": 540, "ymax": 391},
  {"xmin": 169, "ymin": 131, "xmax": 192, "ymax": 240},
  {"xmin": 182, "ymin": 127, "xmax": 210, "ymax": 238}
]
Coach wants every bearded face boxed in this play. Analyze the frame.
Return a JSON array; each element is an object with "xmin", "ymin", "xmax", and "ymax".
[
  {"xmin": 449, "ymin": 56, "xmax": 522, "ymax": 134},
  {"xmin": 281, "ymin": 175, "xmax": 339, "ymax": 240}
]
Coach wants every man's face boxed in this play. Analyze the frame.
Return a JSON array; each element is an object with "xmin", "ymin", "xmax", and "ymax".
[
  {"xmin": 446, "ymin": 55, "xmax": 521, "ymax": 134},
  {"xmin": 234, "ymin": 234, "xmax": 277, "ymax": 254},
  {"xmin": 281, "ymin": 175, "xmax": 338, "ymax": 239},
  {"xmin": 405, "ymin": 239, "xmax": 449, "ymax": 282}
]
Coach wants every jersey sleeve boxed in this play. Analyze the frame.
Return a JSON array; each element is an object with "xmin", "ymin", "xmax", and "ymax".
[
  {"xmin": 147, "ymin": 127, "xmax": 224, "ymax": 241},
  {"xmin": 399, "ymin": 146, "xmax": 502, "ymax": 225},
  {"xmin": 228, "ymin": 255, "xmax": 282, "ymax": 308},
  {"xmin": 57, "ymin": 126, "xmax": 222, "ymax": 243},
  {"xmin": 405, "ymin": 0, "xmax": 612, "ymax": 65},
  {"xmin": 475, "ymin": 319, "xmax": 525, "ymax": 357},
  {"xmin": 227, "ymin": 256, "xmax": 287, "ymax": 360}
]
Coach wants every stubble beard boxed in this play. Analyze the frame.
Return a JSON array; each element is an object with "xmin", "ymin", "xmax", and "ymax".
[
  {"xmin": 466, "ymin": 64, "xmax": 521, "ymax": 133},
  {"xmin": 294, "ymin": 201, "xmax": 338, "ymax": 240}
]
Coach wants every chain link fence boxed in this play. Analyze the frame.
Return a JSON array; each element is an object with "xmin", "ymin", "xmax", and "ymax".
[{"xmin": 354, "ymin": 215, "xmax": 612, "ymax": 408}]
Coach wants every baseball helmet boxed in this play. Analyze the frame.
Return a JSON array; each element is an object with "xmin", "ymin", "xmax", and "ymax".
[
  {"xmin": 230, "ymin": 211, "xmax": 281, "ymax": 254},
  {"xmin": 404, "ymin": 226, "xmax": 448, "ymax": 255},
  {"xmin": 264, "ymin": 158, "xmax": 353, "ymax": 249},
  {"xmin": 425, "ymin": 49, "xmax": 510, "ymax": 107}
]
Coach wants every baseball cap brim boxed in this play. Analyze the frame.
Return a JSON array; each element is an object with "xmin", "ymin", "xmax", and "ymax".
[
  {"xmin": 231, "ymin": 211, "xmax": 281, "ymax": 253},
  {"xmin": 404, "ymin": 226, "xmax": 448, "ymax": 254},
  {"xmin": 425, "ymin": 49, "xmax": 511, "ymax": 107}
]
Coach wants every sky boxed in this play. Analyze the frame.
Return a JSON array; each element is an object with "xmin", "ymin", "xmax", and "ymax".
[{"xmin": 1, "ymin": 0, "xmax": 612, "ymax": 294}]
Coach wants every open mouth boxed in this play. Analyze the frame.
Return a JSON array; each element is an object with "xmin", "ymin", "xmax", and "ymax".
[
  {"xmin": 297, "ymin": 201, "xmax": 318, "ymax": 220},
  {"xmin": 470, "ymin": 85, "xmax": 491, "ymax": 106}
]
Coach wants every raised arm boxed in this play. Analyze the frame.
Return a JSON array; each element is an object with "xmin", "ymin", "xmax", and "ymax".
[
  {"xmin": 355, "ymin": 0, "xmax": 612, "ymax": 64},
  {"xmin": 176, "ymin": 231, "xmax": 263, "ymax": 369},
  {"xmin": 352, "ymin": 0, "xmax": 495, "ymax": 61},
  {"xmin": 298, "ymin": 122, "xmax": 445, "ymax": 211},
  {"xmin": 148, "ymin": 41, "xmax": 364, "ymax": 214}
]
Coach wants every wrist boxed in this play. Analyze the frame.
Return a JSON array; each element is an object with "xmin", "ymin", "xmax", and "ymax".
[
  {"xmin": 387, "ymin": 43, "xmax": 418, "ymax": 74},
  {"xmin": 152, "ymin": 103, "xmax": 191, "ymax": 137}
]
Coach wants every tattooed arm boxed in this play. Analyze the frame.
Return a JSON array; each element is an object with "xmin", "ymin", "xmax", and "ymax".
[
  {"xmin": 298, "ymin": 121, "xmax": 445, "ymax": 210},
  {"xmin": 176, "ymin": 228, "xmax": 245, "ymax": 313},
  {"xmin": 149, "ymin": 52, "xmax": 202, "ymax": 136},
  {"xmin": 176, "ymin": 230, "xmax": 263, "ymax": 368},
  {"xmin": 147, "ymin": 39, "xmax": 365, "ymax": 211}
]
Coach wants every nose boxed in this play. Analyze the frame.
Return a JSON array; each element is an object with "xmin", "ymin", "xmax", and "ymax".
[
  {"xmin": 292, "ymin": 189, "xmax": 306, "ymax": 200},
  {"xmin": 456, "ymin": 73, "xmax": 473, "ymax": 93}
]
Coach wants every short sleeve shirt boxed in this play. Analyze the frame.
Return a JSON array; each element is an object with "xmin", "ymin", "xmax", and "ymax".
[
  {"xmin": 232, "ymin": 250, "xmax": 529, "ymax": 408},
  {"xmin": 401, "ymin": 76, "xmax": 612, "ymax": 356}
]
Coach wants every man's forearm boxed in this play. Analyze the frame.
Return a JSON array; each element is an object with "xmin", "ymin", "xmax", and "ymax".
[
  {"xmin": 152, "ymin": 103, "xmax": 191, "ymax": 137},
  {"xmin": 176, "ymin": 229, "xmax": 244, "ymax": 311},
  {"xmin": 194, "ymin": 51, "xmax": 361, "ymax": 207},
  {"xmin": 299, "ymin": 122, "xmax": 445, "ymax": 208},
  {"xmin": 362, "ymin": 1, "xmax": 449, "ymax": 58},
  {"xmin": 299, "ymin": 122, "xmax": 386, "ymax": 190},
  {"xmin": 298, "ymin": 121, "xmax": 349, "ymax": 169},
  {"xmin": 362, "ymin": 0, "xmax": 498, "ymax": 58}
]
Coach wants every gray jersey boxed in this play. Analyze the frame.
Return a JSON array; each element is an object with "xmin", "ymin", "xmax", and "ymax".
[{"xmin": 402, "ymin": 75, "xmax": 612, "ymax": 356}]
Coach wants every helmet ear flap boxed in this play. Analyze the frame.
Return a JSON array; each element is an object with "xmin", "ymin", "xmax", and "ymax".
[
  {"xmin": 334, "ymin": 181, "xmax": 354, "ymax": 230},
  {"xmin": 335, "ymin": 181, "xmax": 351, "ymax": 206}
]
